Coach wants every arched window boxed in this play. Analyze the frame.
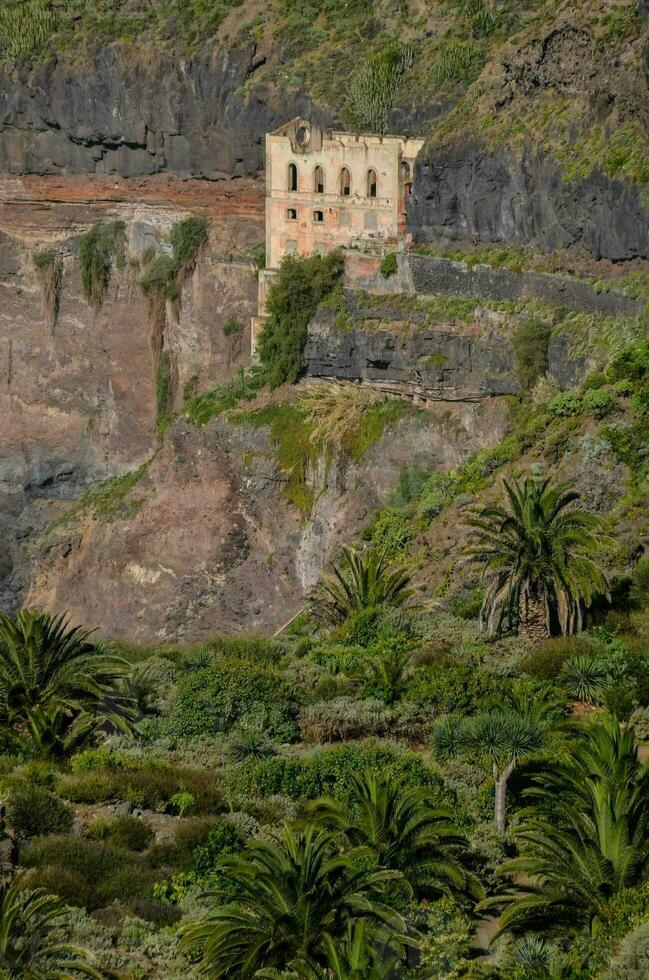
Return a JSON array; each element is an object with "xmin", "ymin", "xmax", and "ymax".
[
  {"xmin": 340, "ymin": 167, "xmax": 351, "ymax": 196},
  {"xmin": 367, "ymin": 169, "xmax": 377, "ymax": 198},
  {"xmin": 314, "ymin": 165, "xmax": 325, "ymax": 194},
  {"xmin": 288, "ymin": 163, "xmax": 297, "ymax": 192}
]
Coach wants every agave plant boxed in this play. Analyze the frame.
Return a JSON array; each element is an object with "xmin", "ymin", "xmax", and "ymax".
[
  {"xmin": 0, "ymin": 874, "xmax": 100, "ymax": 978},
  {"xmin": 464, "ymin": 476, "xmax": 610, "ymax": 639},
  {"xmin": 311, "ymin": 545, "xmax": 415, "ymax": 626},
  {"xmin": 0, "ymin": 609, "xmax": 133, "ymax": 758},
  {"xmin": 560, "ymin": 654, "xmax": 607, "ymax": 704}
]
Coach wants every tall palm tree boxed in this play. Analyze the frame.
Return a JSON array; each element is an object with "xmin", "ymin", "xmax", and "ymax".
[
  {"xmin": 311, "ymin": 545, "xmax": 414, "ymax": 626},
  {"xmin": 433, "ymin": 685, "xmax": 554, "ymax": 833},
  {"xmin": 487, "ymin": 715, "xmax": 649, "ymax": 933},
  {"xmin": 0, "ymin": 874, "xmax": 100, "ymax": 978},
  {"xmin": 311, "ymin": 770, "xmax": 482, "ymax": 901},
  {"xmin": 180, "ymin": 825, "xmax": 411, "ymax": 977},
  {"xmin": 0, "ymin": 610, "xmax": 133, "ymax": 757},
  {"xmin": 464, "ymin": 476, "xmax": 609, "ymax": 639}
]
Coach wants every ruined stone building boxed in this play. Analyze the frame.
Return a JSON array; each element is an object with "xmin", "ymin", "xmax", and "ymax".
[{"xmin": 252, "ymin": 118, "xmax": 424, "ymax": 352}]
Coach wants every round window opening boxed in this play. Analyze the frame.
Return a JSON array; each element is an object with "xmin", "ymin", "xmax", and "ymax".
[{"xmin": 296, "ymin": 125, "xmax": 311, "ymax": 147}]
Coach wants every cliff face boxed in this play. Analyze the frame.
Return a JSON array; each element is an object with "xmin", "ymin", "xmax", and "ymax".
[{"xmin": 0, "ymin": 175, "xmax": 262, "ymax": 614}]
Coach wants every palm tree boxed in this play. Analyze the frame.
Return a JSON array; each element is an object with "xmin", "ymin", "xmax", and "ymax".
[
  {"xmin": 464, "ymin": 476, "xmax": 609, "ymax": 639},
  {"xmin": 180, "ymin": 825, "xmax": 411, "ymax": 977},
  {"xmin": 433, "ymin": 685, "xmax": 554, "ymax": 834},
  {"xmin": 487, "ymin": 715, "xmax": 649, "ymax": 933},
  {"xmin": 357, "ymin": 641, "xmax": 412, "ymax": 704},
  {"xmin": 256, "ymin": 920, "xmax": 403, "ymax": 979},
  {"xmin": 311, "ymin": 770, "xmax": 482, "ymax": 901},
  {"xmin": 0, "ymin": 874, "xmax": 100, "ymax": 978},
  {"xmin": 0, "ymin": 610, "xmax": 133, "ymax": 758},
  {"xmin": 311, "ymin": 545, "xmax": 414, "ymax": 626}
]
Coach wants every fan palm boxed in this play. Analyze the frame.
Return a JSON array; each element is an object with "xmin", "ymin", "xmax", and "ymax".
[
  {"xmin": 0, "ymin": 874, "xmax": 100, "ymax": 978},
  {"xmin": 180, "ymin": 825, "xmax": 411, "ymax": 977},
  {"xmin": 487, "ymin": 715, "xmax": 649, "ymax": 933},
  {"xmin": 0, "ymin": 609, "xmax": 133, "ymax": 757},
  {"xmin": 311, "ymin": 545, "xmax": 414, "ymax": 626},
  {"xmin": 311, "ymin": 770, "xmax": 482, "ymax": 901},
  {"xmin": 464, "ymin": 476, "xmax": 609, "ymax": 639}
]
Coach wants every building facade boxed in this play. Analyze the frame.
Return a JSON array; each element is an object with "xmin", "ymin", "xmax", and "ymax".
[{"xmin": 252, "ymin": 118, "xmax": 424, "ymax": 352}]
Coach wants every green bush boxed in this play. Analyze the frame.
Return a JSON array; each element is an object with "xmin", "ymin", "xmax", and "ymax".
[
  {"xmin": 162, "ymin": 658, "xmax": 298, "ymax": 741},
  {"xmin": 629, "ymin": 707, "xmax": 649, "ymax": 741},
  {"xmin": 380, "ymin": 252, "xmax": 398, "ymax": 278},
  {"xmin": 417, "ymin": 471, "xmax": 460, "ymax": 517},
  {"xmin": 78, "ymin": 221, "xmax": 125, "ymax": 310},
  {"xmin": 407, "ymin": 662, "xmax": 505, "ymax": 715},
  {"xmin": 299, "ymin": 697, "xmax": 394, "ymax": 743},
  {"xmin": 520, "ymin": 635, "xmax": 595, "ymax": 679},
  {"xmin": 630, "ymin": 556, "xmax": 649, "ymax": 608},
  {"xmin": 604, "ymin": 919, "xmax": 649, "ymax": 978},
  {"xmin": 430, "ymin": 40, "xmax": 484, "ymax": 86},
  {"xmin": 512, "ymin": 317, "xmax": 552, "ymax": 392},
  {"xmin": 108, "ymin": 816, "xmax": 155, "ymax": 852},
  {"xmin": 169, "ymin": 217, "xmax": 209, "ymax": 273},
  {"xmin": 258, "ymin": 250, "xmax": 344, "ymax": 387},
  {"xmin": 6, "ymin": 784, "xmax": 73, "ymax": 837},
  {"xmin": 548, "ymin": 390, "xmax": 583, "ymax": 417},
  {"xmin": 58, "ymin": 764, "xmax": 225, "ymax": 814},
  {"xmin": 365, "ymin": 510, "xmax": 413, "ymax": 561},
  {"xmin": 190, "ymin": 820, "xmax": 242, "ymax": 877},
  {"xmin": 583, "ymin": 387, "xmax": 615, "ymax": 418},
  {"xmin": 388, "ymin": 466, "xmax": 429, "ymax": 507}
]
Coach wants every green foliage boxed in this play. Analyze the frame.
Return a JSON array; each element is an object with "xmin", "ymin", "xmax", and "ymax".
[
  {"xmin": 223, "ymin": 316, "xmax": 243, "ymax": 336},
  {"xmin": 299, "ymin": 697, "xmax": 394, "ymax": 743},
  {"xmin": 228, "ymin": 726, "xmax": 277, "ymax": 761},
  {"xmin": 345, "ymin": 42, "xmax": 413, "ymax": 134},
  {"xmin": 162, "ymin": 658, "xmax": 298, "ymax": 741},
  {"xmin": 418, "ymin": 471, "xmax": 461, "ymax": 518},
  {"xmin": 492, "ymin": 716, "xmax": 649, "ymax": 933},
  {"xmin": 408, "ymin": 662, "xmax": 505, "ymax": 714},
  {"xmin": 139, "ymin": 254, "xmax": 179, "ymax": 301},
  {"xmin": 6, "ymin": 783, "xmax": 73, "ymax": 837},
  {"xmin": 379, "ymin": 252, "xmax": 398, "ymax": 278},
  {"xmin": 179, "ymin": 824, "xmax": 411, "ymax": 975},
  {"xmin": 184, "ymin": 366, "xmax": 265, "ymax": 426},
  {"xmin": 258, "ymin": 251, "xmax": 344, "ymax": 387},
  {"xmin": 430, "ymin": 40, "xmax": 484, "ymax": 86},
  {"xmin": 583, "ymin": 386, "xmax": 616, "ymax": 419},
  {"xmin": 169, "ymin": 217, "xmax": 209, "ymax": 274},
  {"xmin": 59, "ymin": 762, "xmax": 225, "ymax": 814},
  {"xmin": 311, "ymin": 545, "xmax": 415, "ymax": 626},
  {"xmin": 190, "ymin": 821, "xmax": 242, "ymax": 877},
  {"xmin": 548, "ymin": 390, "xmax": 583, "ymax": 417},
  {"xmin": 168, "ymin": 791, "xmax": 196, "ymax": 816},
  {"xmin": 630, "ymin": 556, "xmax": 649, "ymax": 608},
  {"xmin": 512, "ymin": 318, "xmax": 552, "ymax": 392},
  {"xmin": 0, "ymin": 0, "xmax": 53, "ymax": 66},
  {"xmin": 250, "ymin": 243, "xmax": 266, "ymax": 269},
  {"xmin": 466, "ymin": 476, "xmax": 610, "ymax": 638},
  {"xmin": 56, "ymin": 464, "xmax": 148, "ymax": 525},
  {"xmin": 358, "ymin": 639, "xmax": 413, "ymax": 704},
  {"xmin": 156, "ymin": 349, "xmax": 173, "ymax": 423},
  {"xmin": 107, "ymin": 816, "xmax": 154, "ymax": 852},
  {"xmin": 365, "ymin": 511, "xmax": 414, "ymax": 562},
  {"xmin": 560, "ymin": 653, "xmax": 607, "ymax": 703},
  {"xmin": 32, "ymin": 250, "xmax": 56, "ymax": 271},
  {"xmin": 78, "ymin": 221, "xmax": 125, "ymax": 310},
  {"xmin": 0, "ymin": 873, "xmax": 99, "ymax": 977},
  {"xmin": 0, "ymin": 609, "xmax": 133, "ymax": 758}
]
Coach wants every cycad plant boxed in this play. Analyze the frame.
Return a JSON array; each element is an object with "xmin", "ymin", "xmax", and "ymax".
[
  {"xmin": 180, "ymin": 825, "xmax": 412, "ymax": 976},
  {"xmin": 487, "ymin": 715, "xmax": 649, "ymax": 932},
  {"xmin": 311, "ymin": 545, "xmax": 414, "ymax": 626},
  {"xmin": 0, "ymin": 874, "xmax": 100, "ymax": 978},
  {"xmin": 465, "ymin": 476, "xmax": 609, "ymax": 639},
  {"xmin": 311, "ymin": 770, "xmax": 482, "ymax": 901},
  {"xmin": 0, "ymin": 610, "xmax": 133, "ymax": 758}
]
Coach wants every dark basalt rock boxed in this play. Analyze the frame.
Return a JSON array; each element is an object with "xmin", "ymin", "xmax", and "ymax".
[{"xmin": 407, "ymin": 143, "xmax": 649, "ymax": 262}]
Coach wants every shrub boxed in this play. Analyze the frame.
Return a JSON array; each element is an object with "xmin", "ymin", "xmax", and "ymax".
[
  {"xmin": 108, "ymin": 816, "xmax": 154, "ymax": 852},
  {"xmin": 162, "ymin": 658, "xmax": 298, "ymax": 741},
  {"xmin": 602, "ymin": 682, "xmax": 638, "ymax": 722},
  {"xmin": 630, "ymin": 556, "xmax": 649, "ymax": 608},
  {"xmin": 365, "ymin": 510, "xmax": 413, "ymax": 561},
  {"xmin": 548, "ymin": 390, "xmax": 583, "ymax": 417},
  {"xmin": 583, "ymin": 387, "xmax": 615, "ymax": 418},
  {"xmin": 190, "ymin": 821, "xmax": 242, "ymax": 877},
  {"xmin": 169, "ymin": 217, "xmax": 209, "ymax": 276},
  {"xmin": 58, "ymin": 765, "xmax": 225, "ymax": 815},
  {"xmin": 430, "ymin": 40, "xmax": 484, "ymax": 86},
  {"xmin": 345, "ymin": 42, "xmax": 413, "ymax": 134},
  {"xmin": 6, "ymin": 784, "xmax": 73, "ymax": 838},
  {"xmin": 629, "ymin": 707, "xmax": 649, "ymax": 741},
  {"xmin": 520, "ymin": 635, "xmax": 595, "ymax": 679},
  {"xmin": 512, "ymin": 317, "xmax": 552, "ymax": 392},
  {"xmin": 78, "ymin": 221, "xmax": 125, "ymax": 310},
  {"xmin": 380, "ymin": 252, "xmax": 398, "ymax": 278},
  {"xmin": 299, "ymin": 697, "xmax": 394, "ymax": 743},
  {"xmin": 407, "ymin": 662, "xmax": 505, "ymax": 715},
  {"xmin": 417, "ymin": 471, "xmax": 460, "ymax": 517},
  {"xmin": 168, "ymin": 791, "xmax": 196, "ymax": 817},
  {"xmin": 604, "ymin": 920, "xmax": 649, "ymax": 978},
  {"xmin": 228, "ymin": 728, "xmax": 277, "ymax": 761},
  {"xmin": 258, "ymin": 250, "xmax": 344, "ymax": 387}
]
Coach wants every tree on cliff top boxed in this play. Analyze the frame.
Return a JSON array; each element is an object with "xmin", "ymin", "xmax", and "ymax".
[
  {"xmin": 464, "ymin": 476, "xmax": 610, "ymax": 640},
  {"xmin": 258, "ymin": 250, "xmax": 344, "ymax": 388}
]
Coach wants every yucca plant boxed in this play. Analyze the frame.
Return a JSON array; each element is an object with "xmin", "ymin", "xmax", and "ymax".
[
  {"xmin": 228, "ymin": 726, "xmax": 277, "ymax": 761},
  {"xmin": 311, "ymin": 545, "xmax": 415, "ymax": 626},
  {"xmin": 560, "ymin": 653, "xmax": 607, "ymax": 703},
  {"xmin": 465, "ymin": 476, "xmax": 610, "ymax": 639},
  {"xmin": 512, "ymin": 933, "xmax": 556, "ymax": 975}
]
